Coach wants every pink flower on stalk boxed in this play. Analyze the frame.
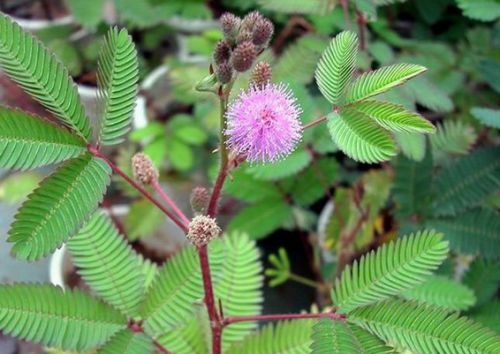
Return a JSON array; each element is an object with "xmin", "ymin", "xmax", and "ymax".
[{"xmin": 225, "ymin": 83, "xmax": 302, "ymax": 163}]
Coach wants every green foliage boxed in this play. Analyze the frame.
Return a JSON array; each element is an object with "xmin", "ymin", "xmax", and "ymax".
[
  {"xmin": 8, "ymin": 154, "xmax": 111, "ymax": 260},
  {"xmin": 432, "ymin": 148, "xmax": 500, "ymax": 216},
  {"xmin": 257, "ymin": 0, "xmax": 332, "ymax": 14},
  {"xmin": 463, "ymin": 260, "xmax": 500, "ymax": 306},
  {"xmin": 97, "ymin": 27, "xmax": 139, "ymax": 145},
  {"xmin": 265, "ymin": 247, "xmax": 291, "ymax": 287},
  {"xmin": 401, "ymin": 275, "xmax": 476, "ymax": 311},
  {"xmin": 224, "ymin": 169, "xmax": 282, "ymax": 203},
  {"xmin": 0, "ymin": 107, "xmax": 86, "ymax": 170},
  {"xmin": 427, "ymin": 208, "xmax": 500, "ymax": 259},
  {"xmin": 430, "ymin": 120, "xmax": 477, "ymax": 161},
  {"xmin": 215, "ymin": 233, "xmax": 263, "ymax": 350},
  {"xmin": 395, "ymin": 131, "xmax": 426, "ymax": 161},
  {"xmin": 327, "ymin": 110, "xmax": 396, "ymax": 163},
  {"xmin": 471, "ymin": 301, "xmax": 500, "ymax": 332},
  {"xmin": 332, "ymin": 230, "xmax": 449, "ymax": 313},
  {"xmin": 66, "ymin": 0, "xmax": 104, "ymax": 27},
  {"xmin": 471, "ymin": 107, "xmax": 500, "ymax": 129},
  {"xmin": 246, "ymin": 149, "xmax": 312, "ymax": 180},
  {"xmin": 0, "ymin": 172, "xmax": 41, "ymax": 203},
  {"xmin": 311, "ymin": 319, "xmax": 393, "ymax": 354},
  {"xmin": 68, "ymin": 211, "xmax": 145, "ymax": 317},
  {"xmin": 124, "ymin": 198, "xmax": 164, "ymax": 240},
  {"xmin": 227, "ymin": 198, "xmax": 292, "ymax": 239},
  {"xmin": 97, "ymin": 330, "xmax": 153, "ymax": 354},
  {"xmin": 403, "ymin": 76, "xmax": 454, "ymax": 113},
  {"xmin": 393, "ymin": 150, "xmax": 433, "ymax": 219},
  {"xmin": 456, "ymin": 0, "xmax": 500, "ymax": 21},
  {"xmin": 0, "ymin": 14, "xmax": 91, "ymax": 140},
  {"xmin": 350, "ymin": 299, "xmax": 500, "ymax": 353},
  {"xmin": 352, "ymin": 100, "xmax": 435, "ymax": 133},
  {"xmin": 226, "ymin": 320, "xmax": 314, "ymax": 354},
  {"xmin": 316, "ymin": 31, "xmax": 358, "ymax": 105},
  {"xmin": 345, "ymin": 64, "xmax": 426, "ymax": 104},
  {"xmin": 0, "ymin": 284, "xmax": 125, "ymax": 351}
]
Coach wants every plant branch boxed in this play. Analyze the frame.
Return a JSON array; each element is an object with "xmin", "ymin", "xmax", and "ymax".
[
  {"xmin": 340, "ymin": 0, "xmax": 351, "ymax": 29},
  {"xmin": 303, "ymin": 115, "xmax": 326, "ymax": 130},
  {"xmin": 223, "ymin": 311, "xmax": 345, "ymax": 327},
  {"xmin": 289, "ymin": 273, "xmax": 321, "ymax": 289},
  {"xmin": 356, "ymin": 11, "xmax": 367, "ymax": 51},
  {"xmin": 87, "ymin": 145, "xmax": 189, "ymax": 234},
  {"xmin": 151, "ymin": 178, "xmax": 191, "ymax": 225}
]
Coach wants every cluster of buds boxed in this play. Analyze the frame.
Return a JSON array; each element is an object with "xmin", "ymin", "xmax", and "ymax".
[
  {"xmin": 132, "ymin": 153, "xmax": 158, "ymax": 185},
  {"xmin": 213, "ymin": 11, "xmax": 274, "ymax": 83},
  {"xmin": 186, "ymin": 215, "xmax": 221, "ymax": 247}
]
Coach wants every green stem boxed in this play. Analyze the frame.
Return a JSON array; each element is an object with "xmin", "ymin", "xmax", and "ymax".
[{"xmin": 289, "ymin": 273, "xmax": 321, "ymax": 289}]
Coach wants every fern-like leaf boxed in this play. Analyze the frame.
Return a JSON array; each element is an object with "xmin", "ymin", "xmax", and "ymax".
[
  {"xmin": 0, "ymin": 106, "xmax": 86, "ymax": 170},
  {"xmin": 427, "ymin": 208, "xmax": 500, "ymax": 259},
  {"xmin": 142, "ymin": 243, "xmax": 223, "ymax": 337},
  {"xmin": 332, "ymin": 230, "xmax": 449, "ymax": 313},
  {"xmin": 471, "ymin": 107, "xmax": 500, "ymax": 129},
  {"xmin": 311, "ymin": 319, "xmax": 393, "ymax": 354},
  {"xmin": 352, "ymin": 100, "xmax": 435, "ymax": 133},
  {"xmin": 463, "ymin": 260, "xmax": 500, "ymax": 306},
  {"xmin": 0, "ymin": 14, "xmax": 91, "ymax": 140},
  {"xmin": 432, "ymin": 148, "xmax": 500, "ymax": 216},
  {"xmin": 97, "ymin": 27, "xmax": 139, "ymax": 145},
  {"xmin": 215, "ymin": 233, "xmax": 263, "ymax": 350},
  {"xmin": 327, "ymin": 109, "xmax": 396, "ymax": 164},
  {"xmin": 350, "ymin": 299, "xmax": 500, "ymax": 353},
  {"xmin": 7, "ymin": 154, "xmax": 111, "ymax": 260},
  {"xmin": 0, "ymin": 284, "xmax": 125, "ymax": 351},
  {"xmin": 345, "ymin": 64, "xmax": 426, "ymax": 104},
  {"xmin": 68, "ymin": 211, "xmax": 144, "ymax": 317},
  {"xmin": 316, "ymin": 31, "xmax": 358, "ymax": 105},
  {"xmin": 430, "ymin": 120, "xmax": 477, "ymax": 161},
  {"xmin": 401, "ymin": 275, "xmax": 476, "ymax": 310},
  {"xmin": 226, "ymin": 320, "xmax": 314, "ymax": 354},
  {"xmin": 97, "ymin": 329, "xmax": 153, "ymax": 354},
  {"xmin": 158, "ymin": 315, "xmax": 208, "ymax": 354}
]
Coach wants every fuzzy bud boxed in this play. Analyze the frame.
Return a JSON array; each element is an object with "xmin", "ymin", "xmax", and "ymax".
[
  {"xmin": 252, "ymin": 18, "xmax": 274, "ymax": 46},
  {"xmin": 250, "ymin": 61, "xmax": 272, "ymax": 87},
  {"xmin": 213, "ymin": 40, "xmax": 231, "ymax": 65},
  {"xmin": 190, "ymin": 187, "xmax": 210, "ymax": 214},
  {"xmin": 240, "ymin": 11, "xmax": 262, "ymax": 32},
  {"xmin": 216, "ymin": 61, "xmax": 233, "ymax": 84},
  {"xmin": 236, "ymin": 30, "xmax": 253, "ymax": 45},
  {"xmin": 186, "ymin": 215, "xmax": 221, "ymax": 247},
  {"xmin": 220, "ymin": 13, "xmax": 240, "ymax": 41},
  {"xmin": 232, "ymin": 41, "xmax": 256, "ymax": 72},
  {"xmin": 132, "ymin": 153, "xmax": 158, "ymax": 185}
]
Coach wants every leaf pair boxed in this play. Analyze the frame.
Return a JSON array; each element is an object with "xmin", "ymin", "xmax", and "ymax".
[
  {"xmin": 0, "ymin": 14, "xmax": 139, "ymax": 260},
  {"xmin": 315, "ymin": 31, "xmax": 434, "ymax": 163}
]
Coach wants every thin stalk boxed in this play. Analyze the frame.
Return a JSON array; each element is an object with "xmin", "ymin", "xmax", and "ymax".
[
  {"xmin": 87, "ymin": 145, "xmax": 189, "ymax": 234},
  {"xmin": 223, "ymin": 312, "xmax": 345, "ymax": 327},
  {"xmin": 356, "ymin": 11, "xmax": 367, "ymax": 51},
  {"xmin": 340, "ymin": 0, "xmax": 351, "ymax": 29},
  {"xmin": 289, "ymin": 273, "xmax": 321, "ymax": 289},
  {"xmin": 151, "ymin": 178, "xmax": 191, "ymax": 225},
  {"xmin": 303, "ymin": 116, "xmax": 326, "ymax": 130}
]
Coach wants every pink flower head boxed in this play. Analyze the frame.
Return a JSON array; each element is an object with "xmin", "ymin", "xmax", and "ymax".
[{"xmin": 225, "ymin": 83, "xmax": 302, "ymax": 163}]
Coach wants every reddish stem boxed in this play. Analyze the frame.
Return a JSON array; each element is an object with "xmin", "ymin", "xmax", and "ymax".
[
  {"xmin": 303, "ymin": 116, "xmax": 326, "ymax": 130},
  {"xmin": 340, "ymin": 0, "xmax": 351, "ymax": 29},
  {"xmin": 356, "ymin": 11, "xmax": 367, "ymax": 51},
  {"xmin": 198, "ymin": 244, "xmax": 222, "ymax": 354},
  {"xmin": 151, "ymin": 178, "xmax": 191, "ymax": 225},
  {"xmin": 87, "ymin": 145, "xmax": 189, "ymax": 234},
  {"xmin": 207, "ymin": 163, "xmax": 229, "ymax": 218},
  {"xmin": 223, "ymin": 311, "xmax": 346, "ymax": 327}
]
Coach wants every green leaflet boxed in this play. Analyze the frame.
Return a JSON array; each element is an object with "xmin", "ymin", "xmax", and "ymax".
[
  {"xmin": 345, "ymin": 64, "xmax": 426, "ymax": 104},
  {"xmin": 0, "ymin": 14, "xmax": 91, "ymax": 140},
  {"xmin": 97, "ymin": 27, "xmax": 139, "ymax": 145},
  {"xmin": 352, "ymin": 100, "xmax": 435, "ymax": 134},
  {"xmin": 401, "ymin": 275, "xmax": 476, "ymax": 311},
  {"xmin": 463, "ymin": 260, "xmax": 500, "ymax": 306},
  {"xmin": 350, "ymin": 300, "xmax": 500, "ymax": 353},
  {"xmin": 0, "ymin": 107, "xmax": 86, "ymax": 170},
  {"xmin": 456, "ymin": 0, "xmax": 500, "ymax": 21},
  {"xmin": 471, "ymin": 107, "xmax": 500, "ymax": 129},
  {"xmin": 332, "ymin": 230, "xmax": 449, "ymax": 313},
  {"xmin": 0, "ymin": 284, "xmax": 125, "ymax": 351},
  {"xmin": 8, "ymin": 154, "xmax": 111, "ymax": 260},
  {"xmin": 432, "ymin": 148, "xmax": 500, "ymax": 216},
  {"xmin": 327, "ymin": 110, "xmax": 396, "ymax": 164},
  {"xmin": 158, "ymin": 315, "xmax": 208, "ymax": 354},
  {"xmin": 311, "ymin": 319, "xmax": 393, "ymax": 354},
  {"xmin": 226, "ymin": 320, "xmax": 314, "ymax": 354},
  {"xmin": 430, "ymin": 120, "xmax": 477, "ymax": 161},
  {"xmin": 427, "ymin": 208, "xmax": 500, "ymax": 259},
  {"xmin": 315, "ymin": 31, "xmax": 358, "ymax": 105},
  {"xmin": 142, "ymin": 242, "xmax": 223, "ymax": 337},
  {"xmin": 97, "ymin": 329, "xmax": 153, "ymax": 354},
  {"xmin": 68, "ymin": 211, "xmax": 145, "ymax": 317},
  {"xmin": 215, "ymin": 233, "xmax": 263, "ymax": 350}
]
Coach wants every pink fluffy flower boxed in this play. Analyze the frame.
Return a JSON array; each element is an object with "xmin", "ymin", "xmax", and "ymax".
[{"xmin": 225, "ymin": 83, "xmax": 302, "ymax": 163}]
